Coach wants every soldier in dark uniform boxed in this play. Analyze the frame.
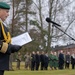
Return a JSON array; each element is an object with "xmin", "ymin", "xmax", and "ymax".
[
  {"xmin": 65, "ymin": 52, "xmax": 70, "ymax": 69},
  {"xmin": 58, "ymin": 50, "xmax": 64, "ymax": 70},
  {"xmin": 0, "ymin": 2, "xmax": 22, "ymax": 75},
  {"xmin": 40, "ymin": 51, "xmax": 45, "ymax": 70},
  {"xmin": 71, "ymin": 51, "xmax": 75, "ymax": 69},
  {"xmin": 31, "ymin": 51, "xmax": 36, "ymax": 70},
  {"xmin": 35, "ymin": 51, "xmax": 40, "ymax": 70},
  {"xmin": 44, "ymin": 52, "xmax": 49, "ymax": 70}
]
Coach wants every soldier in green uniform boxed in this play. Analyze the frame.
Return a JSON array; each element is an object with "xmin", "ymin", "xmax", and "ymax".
[
  {"xmin": 48, "ymin": 51, "xmax": 54, "ymax": 70},
  {"xmin": 53, "ymin": 52, "xmax": 58, "ymax": 70}
]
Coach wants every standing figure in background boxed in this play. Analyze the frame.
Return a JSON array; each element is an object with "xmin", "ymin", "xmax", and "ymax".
[
  {"xmin": 16, "ymin": 52, "xmax": 22, "ymax": 70},
  {"xmin": 53, "ymin": 52, "xmax": 58, "ymax": 70},
  {"xmin": 24, "ymin": 52, "xmax": 31, "ymax": 70},
  {"xmin": 58, "ymin": 50, "xmax": 64, "ymax": 70},
  {"xmin": 65, "ymin": 52, "xmax": 70, "ymax": 69},
  {"xmin": 35, "ymin": 51, "xmax": 40, "ymax": 70},
  {"xmin": 44, "ymin": 52, "xmax": 49, "ymax": 70},
  {"xmin": 31, "ymin": 51, "xmax": 36, "ymax": 71},
  {"xmin": 0, "ymin": 2, "xmax": 22, "ymax": 75},
  {"xmin": 48, "ymin": 51, "xmax": 54, "ymax": 70},
  {"xmin": 71, "ymin": 51, "xmax": 75, "ymax": 69},
  {"xmin": 40, "ymin": 51, "xmax": 45, "ymax": 70}
]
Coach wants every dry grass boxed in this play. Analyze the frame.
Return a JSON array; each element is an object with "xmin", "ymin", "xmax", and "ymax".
[{"xmin": 4, "ymin": 62, "xmax": 75, "ymax": 75}]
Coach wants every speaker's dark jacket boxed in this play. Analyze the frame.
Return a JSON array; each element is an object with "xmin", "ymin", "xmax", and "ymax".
[{"xmin": 0, "ymin": 23, "xmax": 21, "ymax": 70}]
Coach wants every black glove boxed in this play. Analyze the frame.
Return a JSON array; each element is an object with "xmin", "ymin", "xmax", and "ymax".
[{"xmin": 6, "ymin": 44, "xmax": 22, "ymax": 54}]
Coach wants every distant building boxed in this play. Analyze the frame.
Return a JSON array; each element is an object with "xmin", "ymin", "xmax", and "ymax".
[{"xmin": 51, "ymin": 44, "xmax": 75, "ymax": 54}]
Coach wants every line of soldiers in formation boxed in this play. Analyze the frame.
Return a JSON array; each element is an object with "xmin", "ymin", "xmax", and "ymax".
[{"xmin": 16, "ymin": 50, "xmax": 75, "ymax": 70}]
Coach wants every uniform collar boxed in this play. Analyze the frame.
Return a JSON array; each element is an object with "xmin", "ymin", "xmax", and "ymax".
[
  {"xmin": 0, "ymin": 18, "xmax": 3, "ymax": 22},
  {"xmin": 0, "ymin": 18, "xmax": 7, "ymax": 27}
]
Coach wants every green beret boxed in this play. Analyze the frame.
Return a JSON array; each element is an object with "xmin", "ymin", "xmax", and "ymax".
[{"xmin": 0, "ymin": 2, "xmax": 10, "ymax": 9}]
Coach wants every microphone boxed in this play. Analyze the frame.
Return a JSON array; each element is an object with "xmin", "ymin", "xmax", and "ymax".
[{"xmin": 46, "ymin": 17, "xmax": 61, "ymax": 27}]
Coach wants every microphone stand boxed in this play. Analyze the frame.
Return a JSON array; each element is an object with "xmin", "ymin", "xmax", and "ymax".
[{"xmin": 52, "ymin": 24, "xmax": 75, "ymax": 41}]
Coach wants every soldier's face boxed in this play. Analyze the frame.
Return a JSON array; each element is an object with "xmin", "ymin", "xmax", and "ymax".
[{"xmin": 0, "ymin": 8, "xmax": 9, "ymax": 21}]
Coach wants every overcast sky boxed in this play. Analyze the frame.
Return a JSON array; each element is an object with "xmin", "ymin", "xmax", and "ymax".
[{"xmin": 3, "ymin": 0, "xmax": 75, "ymax": 47}]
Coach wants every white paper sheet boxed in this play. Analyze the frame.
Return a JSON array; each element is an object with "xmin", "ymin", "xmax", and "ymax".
[{"xmin": 11, "ymin": 32, "xmax": 32, "ymax": 46}]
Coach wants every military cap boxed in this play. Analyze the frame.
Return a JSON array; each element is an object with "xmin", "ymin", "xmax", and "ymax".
[{"xmin": 0, "ymin": 2, "xmax": 10, "ymax": 9}]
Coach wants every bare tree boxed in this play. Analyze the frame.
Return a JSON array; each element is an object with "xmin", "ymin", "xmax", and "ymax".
[
  {"xmin": 30, "ymin": 0, "xmax": 75, "ymax": 51},
  {"xmin": 46, "ymin": 0, "xmax": 75, "ymax": 47}
]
